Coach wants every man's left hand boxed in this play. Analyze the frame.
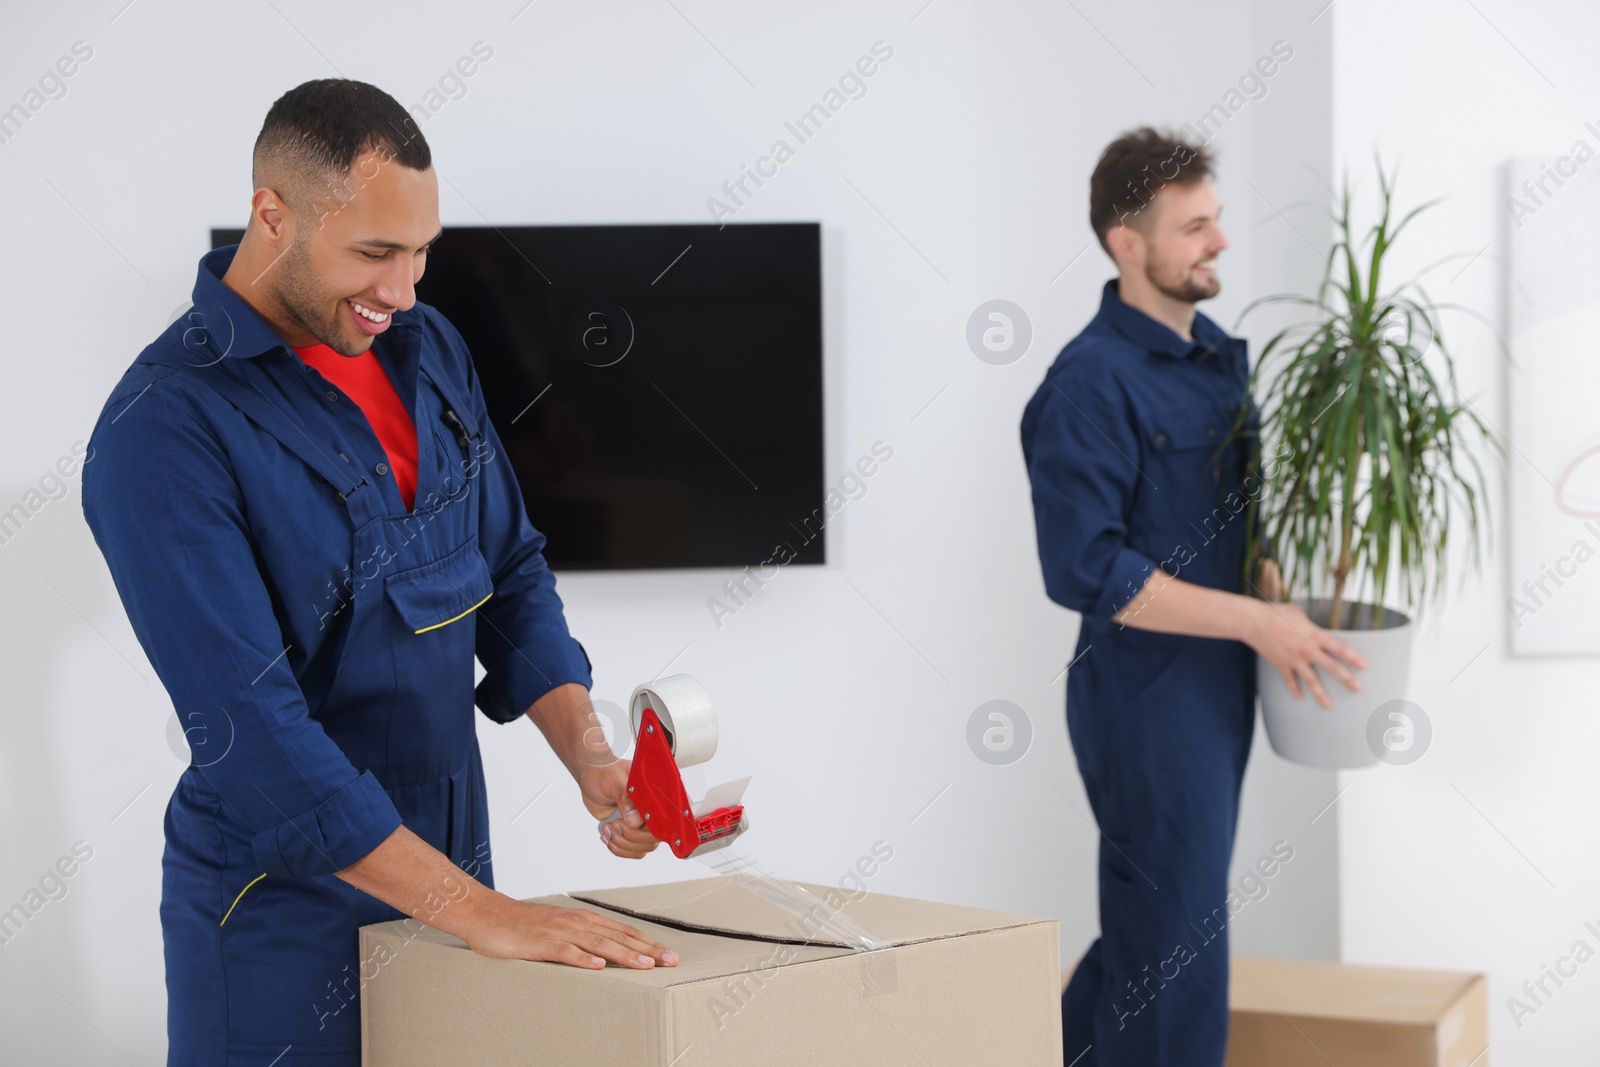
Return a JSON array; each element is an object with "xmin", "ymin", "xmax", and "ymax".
[
  {"xmin": 580, "ymin": 760, "xmax": 660, "ymax": 860},
  {"xmin": 524, "ymin": 683, "xmax": 664, "ymax": 861}
]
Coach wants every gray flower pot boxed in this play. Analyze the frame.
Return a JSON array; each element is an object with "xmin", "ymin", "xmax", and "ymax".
[{"xmin": 1258, "ymin": 599, "xmax": 1413, "ymax": 769}]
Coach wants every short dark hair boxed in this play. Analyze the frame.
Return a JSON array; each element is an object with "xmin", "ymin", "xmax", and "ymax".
[
  {"xmin": 252, "ymin": 79, "xmax": 431, "ymax": 218},
  {"xmin": 1089, "ymin": 127, "xmax": 1214, "ymax": 255}
]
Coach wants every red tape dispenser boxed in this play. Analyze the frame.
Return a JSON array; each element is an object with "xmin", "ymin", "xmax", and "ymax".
[{"xmin": 616, "ymin": 675, "xmax": 749, "ymax": 860}]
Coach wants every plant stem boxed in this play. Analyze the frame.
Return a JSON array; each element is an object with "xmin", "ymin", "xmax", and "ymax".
[
  {"xmin": 1331, "ymin": 407, "xmax": 1362, "ymax": 630},
  {"xmin": 1332, "ymin": 523, "xmax": 1351, "ymax": 629}
]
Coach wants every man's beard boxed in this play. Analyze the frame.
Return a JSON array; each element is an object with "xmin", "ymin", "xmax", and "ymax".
[
  {"xmin": 276, "ymin": 241, "xmax": 366, "ymax": 357},
  {"xmin": 1147, "ymin": 256, "xmax": 1219, "ymax": 304}
]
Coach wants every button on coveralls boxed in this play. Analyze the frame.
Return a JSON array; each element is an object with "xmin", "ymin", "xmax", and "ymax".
[
  {"xmin": 82, "ymin": 244, "xmax": 592, "ymax": 1065},
  {"xmin": 1020, "ymin": 278, "xmax": 1260, "ymax": 1067}
]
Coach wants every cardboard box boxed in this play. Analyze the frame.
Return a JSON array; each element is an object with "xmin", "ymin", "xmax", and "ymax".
[
  {"xmin": 1228, "ymin": 957, "xmax": 1489, "ymax": 1067},
  {"xmin": 360, "ymin": 877, "xmax": 1062, "ymax": 1065}
]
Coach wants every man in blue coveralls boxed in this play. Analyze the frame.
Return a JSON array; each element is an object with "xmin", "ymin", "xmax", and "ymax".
[
  {"xmin": 1020, "ymin": 127, "xmax": 1368, "ymax": 1066},
  {"xmin": 82, "ymin": 80, "xmax": 676, "ymax": 1066}
]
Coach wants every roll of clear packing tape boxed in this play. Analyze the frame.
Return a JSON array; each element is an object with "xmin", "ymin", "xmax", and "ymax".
[{"xmin": 629, "ymin": 674, "xmax": 719, "ymax": 768}]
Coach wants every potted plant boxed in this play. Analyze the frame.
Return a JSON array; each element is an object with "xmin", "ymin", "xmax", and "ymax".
[{"xmin": 1227, "ymin": 157, "xmax": 1503, "ymax": 768}]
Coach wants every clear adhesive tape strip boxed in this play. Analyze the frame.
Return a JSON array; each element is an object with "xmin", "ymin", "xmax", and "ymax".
[
  {"xmin": 696, "ymin": 846, "xmax": 898, "ymax": 997},
  {"xmin": 698, "ymin": 849, "xmax": 884, "ymax": 950},
  {"xmin": 629, "ymin": 674, "xmax": 719, "ymax": 768}
]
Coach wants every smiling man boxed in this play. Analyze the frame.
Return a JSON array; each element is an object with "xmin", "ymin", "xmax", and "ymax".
[
  {"xmin": 82, "ymin": 79, "xmax": 674, "ymax": 1066},
  {"xmin": 1020, "ymin": 127, "xmax": 1366, "ymax": 1066}
]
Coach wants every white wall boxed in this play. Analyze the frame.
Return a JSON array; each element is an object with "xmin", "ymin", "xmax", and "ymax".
[
  {"xmin": 0, "ymin": 1, "xmax": 1338, "ymax": 1060},
  {"xmin": 1330, "ymin": 2, "xmax": 1600, "ymax": 1064}
]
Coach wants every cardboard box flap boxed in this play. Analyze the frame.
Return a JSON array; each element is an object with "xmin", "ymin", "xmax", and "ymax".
[
  {"xmin": 569, "ymin": 876, "xmax": 1047, "ymax": 949},
  {"xmin": 360, "ymin": 893, "xmax": 858, "ymax": 990},
  {"xmin": 1231, "ymin": 957, "xmax": 1482, "ymax": 1024}
]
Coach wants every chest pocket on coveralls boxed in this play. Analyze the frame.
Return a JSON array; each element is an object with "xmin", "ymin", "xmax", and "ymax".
[
  {"xmin": 1140, "ymin": 403, "xmax": 1237, "ymax": 484},
  {"xmin": 384, "ymin": 541, "xmax": 494, "ymax": 634},
  {"xmin": 1140, "ymin": 404, "xmax": 1226, "ymax": 458},
  {"xmin": 384, "ymin": 374, "xmax": 494, "ymax": 638}
]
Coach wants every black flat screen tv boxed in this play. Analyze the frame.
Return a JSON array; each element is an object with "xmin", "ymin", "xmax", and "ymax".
[{"xmin": 212, "ymin": 223, "xmax": 824, "ymax": 571}]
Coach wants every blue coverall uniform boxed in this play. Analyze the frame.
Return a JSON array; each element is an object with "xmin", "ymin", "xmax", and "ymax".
[
  {"xmin": 1020, "ymin": 278, "xmax": 1259, "ymax": 1067},
  {"xmin": 82, "ymin": 244, "xmax": 593, "ymax": 1065}
]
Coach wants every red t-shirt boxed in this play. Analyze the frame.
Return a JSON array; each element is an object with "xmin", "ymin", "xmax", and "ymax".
[{"xmin": 294, "ymin": 343, "xmax": 418, "ymax": 511}]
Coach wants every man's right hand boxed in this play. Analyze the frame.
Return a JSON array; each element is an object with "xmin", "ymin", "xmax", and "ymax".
[
  {"xmin": 465, "ymin": 898, "xmax": 679, "ymax": 971},
  {"xmin": 1244, "ymin": 599, "xmax": 1367, "ymax": 710}
]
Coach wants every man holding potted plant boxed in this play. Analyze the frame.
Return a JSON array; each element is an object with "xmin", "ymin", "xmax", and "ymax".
[{"xmin": 1020, "ymin": 127, "xmax": 1367, "ymax": 1066}]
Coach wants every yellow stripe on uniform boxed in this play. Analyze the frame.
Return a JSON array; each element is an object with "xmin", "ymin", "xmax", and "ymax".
[
  {"xmin": 413, "ymin": 591, "xmax": 493, "ymax": 635},
  {"xmin": 220, "ymin": 872, "xmax": 267, "ymax": 926}
]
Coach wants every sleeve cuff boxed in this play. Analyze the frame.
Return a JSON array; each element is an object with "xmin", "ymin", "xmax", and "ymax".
[
  {"xmin": 475, "ymin": 637, "xmax": 594, "ymax": 724},
  {"xmin": 1095, "ymin": 546, "xmax": 1161, "ymax": 619},
  {"xmin": 250, "ymin": 769, "xmax": 403, "ymax": 878}
]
